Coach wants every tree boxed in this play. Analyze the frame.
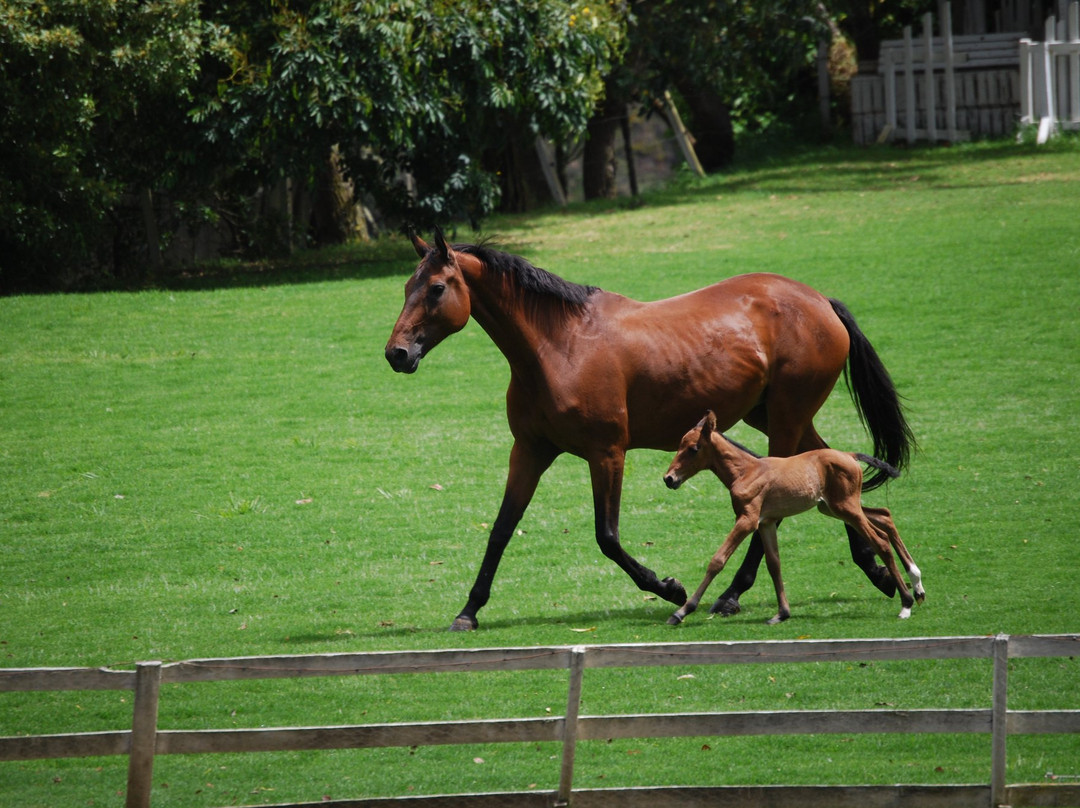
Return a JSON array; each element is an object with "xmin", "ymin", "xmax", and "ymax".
[
  {"xmin": 1, "ymin": 0, "xmax": 623, "ymax": 290},
  {"xmin": 0, "ymin": 0, "xmax": 218, "ymax": 291},
  {"xmin": 582, "ymin": 0, "xmax": 831, "ymax": 198},
  {"xmin": 197, "ymin": 0, "xmax": 624, "ymax": 231}
]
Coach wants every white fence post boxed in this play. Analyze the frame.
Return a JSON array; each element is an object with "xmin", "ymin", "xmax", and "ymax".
[
  {"xmin": 904, "ymin": 26, "xmax": 917, "ymax": 143},
  {"xmin": 943, "ymin": 4, "xmax": 959, "ymax": 140},
  {"xmin": 924, "ymin": 13, "xmax": 939, "ymax": 142},
  {"xmin": 1020, "ymin": 38, "xmax": 1035, "ymax": 124},
  {"xmin": 1068, "ymin": 2, "xmax": 1080, "ymax": 125}
]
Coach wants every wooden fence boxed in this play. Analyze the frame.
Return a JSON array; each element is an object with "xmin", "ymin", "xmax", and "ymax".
[
  {"xmin": 850, "ymin": 4, "xmax": 1025, "ymax": 145},
  {"xmin": 2, "ymin": 634, "xmax": 1080, "ymax": 808},
  {"xmin": 1020, "ymin": 1, "xmax": 1080, "ymax": 141}
]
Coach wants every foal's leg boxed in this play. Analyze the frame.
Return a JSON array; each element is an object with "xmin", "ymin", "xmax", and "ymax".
[
  {"xmin": 758, "ymin": 523, "xmax": 791, "ymax": 624},
  {"xmin": 833, "ymin": 504, "xmax": 916, "ymax": 618},
  {"xmin": 708, "ymin": 420, "xmax": 894, "ymax": 616},
  {"xmin": 669, "ymin": 515, "xmax": 757, "ymax": 625},
  {"xmin": 590, "ymin": 450, "xmax": 687, "ymax": 607},
  {"xmin": 708, "ymin": 531, "xmax": 763, "ymax": 617},
  {"xmin": 864, "ymin": 507, "xmax": 925, "ymax": 603}
]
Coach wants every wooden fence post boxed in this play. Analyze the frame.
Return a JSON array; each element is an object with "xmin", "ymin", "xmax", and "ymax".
[
  {"xmin": 555, "ymin": 646, "xmax": 587, "ymax": 807},
  {"xmin": 126, "ymin": 661, "xmax": 162, "ymax": 808},
  {"xmin": 990, "ymin": 635, "xmax": 1009, "ymax": 808},
  {"xmin": 534, "ymin": 137, "xmax": 568, "ymax": 208},
  {"xmin": 662, "ymin": 91, "xmax": 705, "ymax": 178}
]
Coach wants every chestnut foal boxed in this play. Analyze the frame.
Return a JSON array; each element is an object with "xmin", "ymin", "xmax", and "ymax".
[{"xmin": 663, "ymin": 411, "xmax": 925, "ymax": 625}]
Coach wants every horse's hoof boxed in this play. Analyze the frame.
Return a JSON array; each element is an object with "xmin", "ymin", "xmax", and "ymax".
[
  {"xmin": 868, "ymin": 566, "xmax": 897, "ymax": 598},
  {"xmin": 449, "ymin": 616, "xmax": 478, "ymax": 632},
  {"xmin": 898, "ymin": 606, "xmax": 912, "ymax": 619},
  {"xmin": 766, "ymin": 613, "xmax": 790, "ymax": 625},
  {"xmin": 660, "ymin": 577, "xmax": 687, "ymax": 606},
  {"xmin": 709, "ymin": 595, "xmax": 741, "ymax": 617},
  {"xmin": 667, "ymin": 612, "xmax": 685, "ymax": 626}
]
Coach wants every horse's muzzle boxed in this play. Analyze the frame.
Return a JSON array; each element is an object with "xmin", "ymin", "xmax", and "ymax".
[
  {"xmin": 385, "ymin": 345, "xmax": 420, "ymax": 374},
  {"xmin": 663, "ymin": 474, "xmax": 682, "ymax": 490}
]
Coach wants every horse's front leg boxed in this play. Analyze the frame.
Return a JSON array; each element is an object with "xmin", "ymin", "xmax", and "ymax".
[
  {"xmin": 759, "ymin": 523, "xmax": 791, "ymax": 624},
  {"xmin": 590, "ymin": 450, "xmax": 687, "ymax": 608},
  {"xmin": 451, "ymin": 440, "xmax": 558, "ymax": 631}
]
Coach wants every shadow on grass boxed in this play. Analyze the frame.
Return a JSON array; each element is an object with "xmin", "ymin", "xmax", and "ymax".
[
  {"xmin": 158, "ymin": 237, "xmax": 422, "ymax": 293},
  {"xmin": 280, "ymin": 606, "xmax": 671, "ymax": 646},
  {"xmin": 154, "ymin": 135, "xmax": 1080, "ymax": 294}
]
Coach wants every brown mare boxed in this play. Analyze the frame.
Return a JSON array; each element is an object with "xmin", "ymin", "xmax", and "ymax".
[
  {"xmin": 385, "ymin": 229, "xmax": 914, "ymax": 631},
  {"xmin": 663, "ymin": 410, "xmax": 925, "ymax": 625}
]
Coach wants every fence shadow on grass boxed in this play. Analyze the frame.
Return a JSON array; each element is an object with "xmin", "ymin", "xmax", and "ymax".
[{"xmin": 158, "ymin": 241, "xmax": 421, "ymax": 293}]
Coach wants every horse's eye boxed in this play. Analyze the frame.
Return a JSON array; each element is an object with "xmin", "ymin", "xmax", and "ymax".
[
  {"xmin": 687, "ymin": 445, "xmax": 699, "ymax": 456},
  {"xmin": 429, "ymin": 283, "xmax": 446, "ymax": 301}
]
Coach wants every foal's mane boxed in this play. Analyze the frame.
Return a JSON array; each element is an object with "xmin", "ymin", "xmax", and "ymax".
[
  {"xmin": 720, "ymin": 433, "xmax": 763, "ymax": 459},
  {"xmin": 455, "ymin": 241, "xmax": 599, "ymax": 310}
]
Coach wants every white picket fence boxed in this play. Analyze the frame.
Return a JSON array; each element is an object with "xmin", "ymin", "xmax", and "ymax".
[
  {"xmin": 851, "ymin": 1, "xmax": 1080, "ymax": 145},
  {"xmin": 851, "ymin": 4, "xmax": 1024, "ymax": 145},
  {"xmin": 2, "ymin": 634, "xmax": 1080, "ymax": 808},
  {"xmin": 1020, "ymin": 2, "xmax": 1080, "ymax": 141}
]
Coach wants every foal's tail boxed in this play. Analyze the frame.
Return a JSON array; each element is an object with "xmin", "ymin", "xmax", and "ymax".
[
  {"xmin": 829, "ymin": 298, "xmax": 916, "ymax": 491},
  {"xmin": 854, "ymin": 453, "xmax": 901, "ymax": 480}
]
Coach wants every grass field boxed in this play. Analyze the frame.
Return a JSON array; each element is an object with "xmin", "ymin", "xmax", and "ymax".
[{"xmin": 2, "ymin": 138, "xmax": 1079, "ymax": 805}]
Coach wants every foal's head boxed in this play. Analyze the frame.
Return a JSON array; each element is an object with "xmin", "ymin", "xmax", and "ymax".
[
  {"xmin": 663, "ymin": 411, "xmax": 720, "ymax": 490},
  {"xmin": 385, "ymin": 227, "xmax": 472, "ymax": 374}
]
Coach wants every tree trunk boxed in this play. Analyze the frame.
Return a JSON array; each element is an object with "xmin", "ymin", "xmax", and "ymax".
[
  {"xmin": 583, "ymin": 78, "xmax": 624, "ymax": 200},
  {"xmin": 489, "ymin": 119, "xmax": 558, "ymax": 214},
  {"xmin": 310, "ymin": 146, "xmax": 355, "ymax": 246},
  {"xmin": 673, "ymin": 82, "xmax": 735, "ymax": 172}
]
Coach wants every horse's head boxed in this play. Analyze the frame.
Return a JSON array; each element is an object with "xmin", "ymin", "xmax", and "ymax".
[
  {"xmin": 663, "ymin": 410, "xmax": 718, "ymax": 490},
  {"xmin": 385, "ymin": 228, "xmax": 472, "ymax": 374}
]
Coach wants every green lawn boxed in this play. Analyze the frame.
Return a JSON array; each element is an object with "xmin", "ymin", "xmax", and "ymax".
[{"xmin": 2, "ymin": 138, "xmax": 1079, "ymax": 805}]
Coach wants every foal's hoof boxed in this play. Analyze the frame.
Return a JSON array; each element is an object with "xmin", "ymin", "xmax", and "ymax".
[
  {"xmin": 766, "ymin": 612, "xmax": 790, "ymax": 625},
  {"xmin": 660, "ymin": 577, "xmax": 688, "ymax": 606},
  {"xmin": 667, "ymin": 612, "xmax": 685, "ymax": 626},
  {"xmin": 709, "ymin": 595, "xmax": 741, "ymax": 617},
  {"xmin": 449, "ymin": 615, "xmax": 478, "ymax": 632}
]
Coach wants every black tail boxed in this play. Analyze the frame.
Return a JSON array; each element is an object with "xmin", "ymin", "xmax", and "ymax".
[{"xmin": 829, "ymin": 298, "xmax": 916, "ymax": 491}]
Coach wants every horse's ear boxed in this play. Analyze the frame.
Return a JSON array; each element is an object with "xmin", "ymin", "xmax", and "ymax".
[
  {"xmin": 409, "ymin": 229, "xmax": 429, "ymax": 259},
  {"xmin": 702, "ymin": 410, "xmax": 717, "ymax": 436},
  {"xmin": 433, "ymin": 226, "xmax": 452, "ymax": 263}
]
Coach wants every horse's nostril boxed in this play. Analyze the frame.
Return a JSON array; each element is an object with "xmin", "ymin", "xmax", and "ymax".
[
  {"xmin": 664, "ymin": 474, "xmax": 680, "ymax": 490},
  {"xmin": 386, "ymin": 346, "xmax": 410, "ymax": 370}
]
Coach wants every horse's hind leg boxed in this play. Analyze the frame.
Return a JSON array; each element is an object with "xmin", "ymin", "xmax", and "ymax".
[{"xmin": 865, "ymin": 507, "xmax": 924, "ymax": 603}]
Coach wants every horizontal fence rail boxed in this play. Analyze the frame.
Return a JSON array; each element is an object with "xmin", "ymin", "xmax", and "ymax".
[{"xmin": 2, "ymin": 634, "xmax": 1079, "ymax": 808}]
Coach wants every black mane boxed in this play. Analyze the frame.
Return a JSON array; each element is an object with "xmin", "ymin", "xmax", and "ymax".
[
  {"xmin": 456, "ymin": 242, "xmax": 599, "ymax": 309},
  {"xmin": 721, "ymin": 434, "xmax": 763, "ymax": 459}
]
